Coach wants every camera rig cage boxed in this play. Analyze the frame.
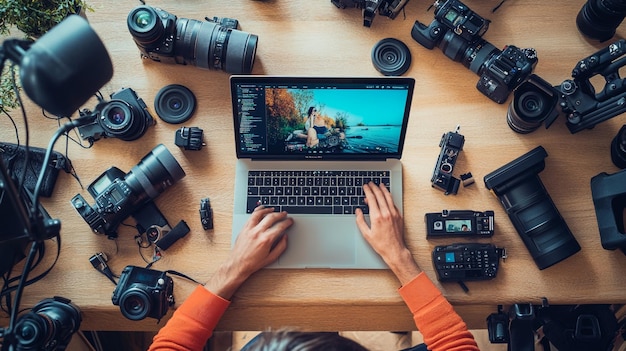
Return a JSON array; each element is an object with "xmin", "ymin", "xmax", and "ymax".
[{"xmin": 544, "ymin": 39, "xmax": 626, "ymax": 133}]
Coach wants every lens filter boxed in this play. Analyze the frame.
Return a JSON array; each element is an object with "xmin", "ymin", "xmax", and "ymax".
[
  {"xmin": 371, "ymin": 38, "xmax": 412, "ymax": 76},
  {"xmin": 154, "ymin": 84, "xmax": 197, "ymax": 124}
]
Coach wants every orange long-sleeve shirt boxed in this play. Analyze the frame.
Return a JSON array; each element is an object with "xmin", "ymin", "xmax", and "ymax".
[{"xmin": 148, "ymin": 272, "xmax": 479, "ymax": 351}]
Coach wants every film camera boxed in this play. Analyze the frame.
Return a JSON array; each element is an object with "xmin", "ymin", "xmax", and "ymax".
[
  {"xmin": 70, "ymin": 144, "xmax": 186, "ymax": 239},
  {"xmin": 331, "ymin": 0, "xmax": 411, "ymax": 27},
  {"xmin": 127, "ymin": 5, "xmax": 258, "ymax": 74},
  {"xmin": 112, "ymin": 265, "xmax": 174, "ymax": 321},
  {"xmin": 507, "ymin": 40, "xmax": 626, "ymax": 134},
  {"xmin": 8, "ymin": 296, "xmax": 82, "ymax": 351},
  {"xmin": 77, "ymin": 87, "xmax": 155, "ymax": 143},
  {"xmin": 411, "ymin": 0, "xmax": 538, "ymax": 103}
]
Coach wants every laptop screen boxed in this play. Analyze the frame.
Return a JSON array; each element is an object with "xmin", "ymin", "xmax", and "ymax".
[{"xmin": 230, "ymin": 76, "xmax": 415, "ymax": 160}]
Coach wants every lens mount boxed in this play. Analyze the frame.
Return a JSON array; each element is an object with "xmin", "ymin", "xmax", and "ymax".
[
  {"xmin": 120, "ymin": 287, "xmax": 152, "ymax": 321},
  {"xmin": 154, "ymin": 84, "xmax": 197, "ymax": 124},
  {"xmin": 371, "ymin": 38, "xmax": 412, "ymax": 76}
]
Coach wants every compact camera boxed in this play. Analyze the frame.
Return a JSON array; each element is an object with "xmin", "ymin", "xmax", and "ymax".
[
  {"xmin": 127, "ymin": 5, "xmax": 258, "ymax": 74},
  {"xmin": 331, "ymin": 0, "xmax": 411, "ymax": 27},
  {"xmin": 71, "ymin": 144, "xmax": 186, "ymax": 239},
  {"xmin": 425, "ymin": 210, "xmax": 494, "ymax": 238},
  {"xmin": 112, "ymin": 265, "xmax": 174, "ymax": 321},
  {"xmin": 411, "ymin": 0, "xmax": 538, "ymax": 103},
  {"xmin": 77, "ymin": 87, "xmax": 154, "ymax": 143},
  {"xmin": 431, "ymin": 126, "xmax": 465, "ymax": 195},
  {"xmin": 508, "ymin": 40, "xmax": 626, "ymax": 134}
]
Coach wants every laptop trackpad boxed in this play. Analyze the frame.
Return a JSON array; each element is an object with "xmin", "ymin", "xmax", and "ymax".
[{"xmin": 278, "ymin": 216, "xmax": 357, "ymax": 268}]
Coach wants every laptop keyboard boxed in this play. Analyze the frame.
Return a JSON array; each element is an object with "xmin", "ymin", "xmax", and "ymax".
[{"xmin": 246, "ymin": 170, "xmax": 391, "ymax": 214}]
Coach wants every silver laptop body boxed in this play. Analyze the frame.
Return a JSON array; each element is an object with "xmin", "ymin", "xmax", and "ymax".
[{"xmin": 230, "ymin": 76, "xmax": 415, "ymax": 269}]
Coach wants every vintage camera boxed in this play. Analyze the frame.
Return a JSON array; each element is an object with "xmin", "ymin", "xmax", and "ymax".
[
  {"xmin": 411, "ymin": 0, "xmax": 538, "ymax": 103},
  {"xmin": 112, "ymin": 265, "xmax": 174, "ymax": 321},
  {"xmin": 431, "ymin": 125, "xmax": 465, "ymax": 195},
  {"xmin": 331, "ymin": 0, "xmax": 411, "ymax": 27},
  {"xmin": 127, "ymin": 5, "xmax": 258, "ymax": 74},
  {"xmin": 508, "ymin": 40, "xmax": 626, "ymax": 134},
  {"xmin": 77, "ymin": 87, "xmax": 155, "ymax": 142},
  {"xmin": 71, "ymin": 144, "xmax": 186, "ymax": 239},
  {"xmin": 484, "ymin": 146, "xmax": 581, "ymax": 270},
  {"xmin": 425, "ymin": 210, "xmax": 494, "ymax": 238},
  {"xmin": 11, "ymin": 296, "xmax": 82, "ymax": 351},
  {"xmin": 577, "ymin": 0, "xmax": 626, "ymax": 42}
]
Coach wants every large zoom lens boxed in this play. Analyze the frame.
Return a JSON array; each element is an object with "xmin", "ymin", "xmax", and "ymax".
[
  {"xmin": 124, "ymin": 144, "xmax": 186, "ymax": 204},
  {"xmin": 438, "ymin": 31, "xmax": 500, "ymax": 74},
  {"xmin": 99, "ymin": 100, "xmax": 151, "ymax": 141},
  {"xmin": 577, "ymin": 0, "xmax": 626, "ymax": 42},
  {"xmin": 127, "ymin": 5, "xmax": 258, "ymax": 74},
  {"xmin": 484, "ymin": 146, "xmax": 581, "ymax": 270}
]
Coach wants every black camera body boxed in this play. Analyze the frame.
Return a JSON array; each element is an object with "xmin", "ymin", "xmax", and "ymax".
[
  {"xmin": 591, "ymin": 169, "xmax": 626, "ymax": 253},
  {"xmin": 112, "ymin": 265, "xmax": 174, "ymax": 321},
  {"xmin": 484, "ymin": 146, "xmax": 581, "ymax": 270},
  {"xmin": 127, "ymin": 5, "xmax": 258, "ymax": 74},
  {"xmin": 411, "ymin": 0, "xmax": 537, "ymax": 103},
  {"xmin": 431, "ymin": 126, "xmax": 465, "ymax": 195},
  {"xmin": 77, "ymin": 87, "xmax": 154, "ymax": 142},
  {"xmin": 70, "ymin": 144, "xmax": 186, "ymax": 239},
  {"xmin": 331, "ymin": 0, "xmax": 410, "ymax": 27},
  {"xmin": 425, "ymin": 210, "xmax": 494, "ymax": 238}
]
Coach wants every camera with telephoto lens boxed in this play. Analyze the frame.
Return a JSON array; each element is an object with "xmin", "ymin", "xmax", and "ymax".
[
  {"xmin": 411, "ymin": 0, "xmax": 538, "ymax": 103},
  {"xmin": 77, "ymin": 87, "xmax": 155, "ymax": 143},
  {"xmin": 331, "ymin": 0, "xmax": 411, "ymax": 27},
  {"xmin": 577, "ymin": 0, "xmax": 626, "ymax": 42},
  {"xmin": 70, "ymin": 144, "xmax": 186, "ymax": 239},
  {"xmin": 112, "ymin": 265, "xmax": 174, "ymax": 322},
  {"xmin": 11, "ymin": 296, "xmax": 81, "ymax": 351},
  {"xmin": 127, "ymin": 5, "xmax": 258, "ymax": 74},
  {"xmin": 507, "ymin": 40, "xmax": 626, "ymax": 134}
]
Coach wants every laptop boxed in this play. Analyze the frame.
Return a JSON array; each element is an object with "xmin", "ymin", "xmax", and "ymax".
[{"xmin": 230, "ymin": 76, "xmax": 415, "ymax": 269}]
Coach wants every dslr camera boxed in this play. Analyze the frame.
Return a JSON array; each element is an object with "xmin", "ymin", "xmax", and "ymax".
[
  {"xmin": 411, "ymin": 0, "xmax": 538, "ymax": 103},
  {"xmin": 331, "ymin": 0, "xmax": 411, "ymax": 27},
  {"xmin": 112, "ymin": 265, "xmax": 174, "ymax": 321},
  {"xmin": 70, "ymin": 144, "xmax": 186, "ymax": 239},
  {"xmin": 77, "ymin": 87, "xmax": 155, "ymax": 143},
  {"xmin": 127, "ymin": 5, "xmax": 258, "ymax": 74},
  {"xmin": 508, "ymin": 40, "xmax": 626, "ymax": 134}
]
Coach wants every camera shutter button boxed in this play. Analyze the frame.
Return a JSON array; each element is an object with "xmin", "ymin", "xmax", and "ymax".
[{"xmin": 158, "ymin": 278, "xmax": 165, "ymax": 286}]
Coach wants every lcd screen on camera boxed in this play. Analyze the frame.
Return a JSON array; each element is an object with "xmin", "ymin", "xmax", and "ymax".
[{"xmin": 445, "ymin": 219, "xmax": 472, "ymax": 232}]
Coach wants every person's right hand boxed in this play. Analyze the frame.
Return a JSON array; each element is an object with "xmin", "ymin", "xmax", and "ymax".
[
  {"xmin": 205, "ymin": 206, "xmax": 293, "ymax": 299},
  {"xmin": 355, "ymin": 182, "xmax": 421, "ymax": 285}
]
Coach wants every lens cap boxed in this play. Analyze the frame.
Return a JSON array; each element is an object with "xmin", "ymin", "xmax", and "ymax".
[
  {"xmin": 154, "ymin": 84, "xmax": 196, "ymax": 124},
  {"xmin": 371, "ymin": 38, "xmax": 412, "ymax": 76}
]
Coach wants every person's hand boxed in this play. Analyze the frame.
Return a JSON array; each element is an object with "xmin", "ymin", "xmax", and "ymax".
[
  {"xmin": 205, "ymin": 206, "xmax": 293, "ymax": 299},
  {"xmin": 355, "ymin": 182, "xmax": 421, "ymax": 285}
]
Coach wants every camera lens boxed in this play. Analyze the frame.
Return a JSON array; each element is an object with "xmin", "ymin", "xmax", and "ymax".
[
  {"xmin": 14, "ymin": 297, "xmax": 82, "ymax": 349},
  {"xmin": 120, "ymin": 287, "xmax": 152, "ymax": 321},
  {"xmin": 577, "ymin": 0, "xmax": 626, "ymax": 42},
  {"xmin": 507, "ymin": 77, "xmax": 559, "ymax": 134},
  {"xmin": 127, "ymin": 6, "xmax": 164, "ymax": 47},
  {"xmin": 125, "ymin": 144, "xmax": 186, "ymax": 201},
  {"xmin": 371, "ymin": 38, "xmax": 412, "ymax": 76},
  {"xmin": 154, "ymin": 84, "xmax": 197, "ymax": 124},
  {"xmin": 438, "ymin": 31, "xmax": 499, "ymax": 74},
  {"xmin": 174, "ymin": 18, "xmax": 258, "ymax": 74},
  {"xmin": 100, "ymin": 100, "xmax": 149, "ymax": 141},
  {"xmin": 611, "ymin": 124, "xmax": 626, "ymax": 168}
]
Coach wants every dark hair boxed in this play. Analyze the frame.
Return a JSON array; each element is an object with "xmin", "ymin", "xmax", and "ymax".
[
  {"xmin": 307, "ymin": 106, "xmax": 316, "ymax": 117},
  {"xmin": 245, "ymin": 331, "xmax": 369, "ymax": 351}
]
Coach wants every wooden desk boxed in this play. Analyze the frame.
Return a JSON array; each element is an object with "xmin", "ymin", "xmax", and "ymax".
[{"xmin": 1, "ymin": 0, "xmax": 626, "ymax": 332}]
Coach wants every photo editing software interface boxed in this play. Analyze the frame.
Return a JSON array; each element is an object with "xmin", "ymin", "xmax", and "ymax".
[{"xmin": 233, "ymin": 79, "xmax": 412, "ymax": 158}]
